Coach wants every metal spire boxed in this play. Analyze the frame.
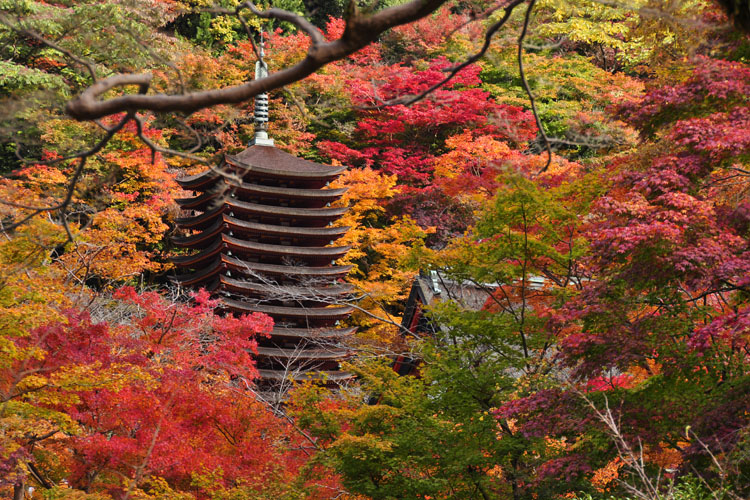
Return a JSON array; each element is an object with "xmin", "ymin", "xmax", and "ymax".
[{"xmin": 250, "ymin": 32, "xmax": 274, "ymax": 146}]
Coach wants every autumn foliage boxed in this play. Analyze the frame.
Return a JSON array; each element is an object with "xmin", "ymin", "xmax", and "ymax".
[{"xmin": 2, "ymin": 0, "xmax": 750, "ymax": 499}]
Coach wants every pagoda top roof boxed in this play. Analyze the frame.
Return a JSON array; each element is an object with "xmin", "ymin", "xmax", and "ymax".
[
  {"xmin": 228, "ymin": 145, "xmax": 345, "ymax": 177},
  {"xmin": 177, "ymin": 146, "xmax": 346, "ymax": 189}
]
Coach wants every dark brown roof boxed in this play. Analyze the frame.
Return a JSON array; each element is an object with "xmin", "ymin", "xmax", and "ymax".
[
  {"xmin": 176, "ymin": 170, "xmax": 221, "ymax": 190},
  {"xmin": 172, "ymin": 235, "xmax": 349, "ymax": 269},
  {"xmin": 256, "ymin": 346, "xmax": 352, "ymax": 360},
  {"xmin": 171, "ymin": 258, "xmax": 223, "ymax": 285},
  {"xmin": 257, "ymin": 369, "xmax": 353, "ymax": 382},
  {"xmin": 176, "ymin": 146, "xmax": 347, "ymax": 192},
  {"xmin": 224, "ymin": 215, "xmax": 349, "ymax": 240},
  {"xmin": 227, "ymin": 199, "xmax": 348, "ymax": 219},
  {"xmin": 175, "ymin": 191, "xmax": 220, "ymax": 210},
  {"xmin": 220, "ymin": 275, "xmax": 354, "ymax": 297},
  {"xmin": 175, "ymin": 201, "xmax": 348, "ymax": 230},
  {"xmin": 172, "ymin": 219, "xmax": 224, "ymax": 248},
  {"xmin": 174, "ymin": 205, "xmax": 223, "ymax": 230},
  {"xmin": 270, "ymin": 326, "xmax": 357, "ymax": 339},
  {"xmin": 228, "ymin": 181, "xmax": 347, "ymax": 201},
  {"xmin": 222, "ymin": 298, "xmax": 353, "ymax": 319},
  {"xmin": 223, "ymin": 234, "xmax": 350, "ymax": 260},
  {"xmin": 222, "ymin": 255, "xmax": 352, "ymax": 278},
  {"xmin": 170, "ymin": 239, "xmax": 223, "ymax": 267},
  {"xmin": 172, "ymin": 217, "xmax": 349, "ymax": 249},
  {"xmin": 175, "ymin": 184, "xmax": 347, "ymax": 212},
  {"xmin": 227, "ymin": 145, "xmax": 346, "ymax": 178},
  {"xmin": 171, "ymin": 255, "xmax": 353, "ymax": 287}
]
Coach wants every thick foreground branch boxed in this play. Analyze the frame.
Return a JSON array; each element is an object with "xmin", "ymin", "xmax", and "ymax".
[{"xmin": 65, "ymin": 0, "xmax": 450, "ymax": 121}]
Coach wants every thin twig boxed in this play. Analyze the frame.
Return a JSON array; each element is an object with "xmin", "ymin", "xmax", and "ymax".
[
  {"xmin": 0, "ymin": 15, "xmax": 99, "ymax": 82},
  {"xmin": 133, "ymin": 114, "xmax": 209, "ymax": 163},
  {"xmin": 367, "ymin": 0, "xmax": 526, "ymax": 109},
  {"xmin": 515, "ymin": 0, "xmax": 552, "ymax": 174},
  {"xmin": 0, "ymin": 110, "xmax": 134, "ymax": 235}
]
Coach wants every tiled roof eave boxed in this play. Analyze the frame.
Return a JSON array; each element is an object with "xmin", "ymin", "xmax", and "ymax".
[
  {"xmin": 222, "ymin": 298, "xmax": 353, "ymax": 318},
  {"xmin": 257, "ymin": 369, "xmax": 354, "ymax": 382},
  {"xmin": 220, "ymin": 275, "xmax": 354, "ymax": 297},
  {"xmin": 222, "ymin": 255, "xmax": 352, "ymax": 278},
  {"xmin": 227, "ymin": 180, "xmax": 347, "ymax": 200},
  {"xmin": 170, "ymin": 239, "xmax": 223, "ymax": 267},
  {"xmin": 224, "ymin": 215, "xmax": 349, "ymax": 238},
  {"xmin": 270, "ymin": 326, "xmax": 357, "ymax": 339},
  {"xmin": 256, "ymin": 346, "xmax": 352, "ymax": 360},
  {"xmin": 222, "ymin": 234, "xmax": 350, "ymax": 258},
  {"xmin": 172, "ymin": 219, "xmax": 225, "ymax": 248},
  {"xmin": 171, "ymin": 257, "xmax": 223, "ymax": 285}
]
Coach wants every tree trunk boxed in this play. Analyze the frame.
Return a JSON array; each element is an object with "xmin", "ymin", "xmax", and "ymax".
[{"xmin": 13, "ymin": 481, "xmax": 24, "ymax": 500}]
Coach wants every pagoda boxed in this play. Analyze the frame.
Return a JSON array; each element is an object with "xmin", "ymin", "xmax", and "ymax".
[{"xmin": 171, "ymin": 42, "xmax": 354, "ymax": 391}]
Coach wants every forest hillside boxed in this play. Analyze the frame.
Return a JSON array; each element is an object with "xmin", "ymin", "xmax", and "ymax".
[{"xmin": 1, "ymin": 0, "xmax": 749, "ymax": 499}]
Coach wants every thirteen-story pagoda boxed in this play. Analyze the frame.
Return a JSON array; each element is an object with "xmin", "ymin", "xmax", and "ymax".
[{"xmin": 171, "ymin": 42, "xmax": 354, "ymax": 390}]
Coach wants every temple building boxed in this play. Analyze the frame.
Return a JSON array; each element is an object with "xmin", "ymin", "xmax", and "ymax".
[
  {"xmin": 393, "ymin": 270, "xmax": 545, "ymax": 377},
  {"xmin": 171, "ymin": 43, "xmax": 354, "ymax": 391}
]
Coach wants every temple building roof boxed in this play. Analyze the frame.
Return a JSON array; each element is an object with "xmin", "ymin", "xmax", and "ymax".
[
  {"xmin": 172, "ymin": 216, "xmax": 349, "ymax": 249},
  {"xmin": 270, "ymin": 326, "xmax": 357, "ymax": 339},
  {"xmin": 222, "ymin": 255, "xmax": 352, "ymax": 278},
  {"xmin": 222, "ymin": 298, "xmax": 353, "ymax": 320},
  {"xmin": 224, "ymin": 215, "xmax": 348, "ymax": 241},
  {"xmin": 175, "ymin": 201, "xmax": 347, "ymax": 230},
  {"xmin": 172, "ymin": 234, "xmax": 350, "ymax": 267},
  {"xmin": 227, "ymin": 181, "xmax": 347, "ymax": 201},
  {"xmin": 256, "ymin": 346, "xmax": 351, "ymax": 360},
  {"xmin": 257, "ymin": 369, "xmax": 353, "ymax": 382},
  {"xmin": 175, "ymin": 183, "xmax": 346, "ymax": 211},
  {"xmin": 220, "ymin": 275, "xmax": 354, "ymax": 297},
  {"xmin": 177, "ymin": 147, "xmax": 346, "ymax": 190},
  {"xmin": 228, "ymin": 146, "xmax": 346, "ymax": 177}
]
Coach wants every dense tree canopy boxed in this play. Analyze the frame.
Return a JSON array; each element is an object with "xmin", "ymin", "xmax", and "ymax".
[{"xmin": 1, "ymin": 0, "xmax": 749, "ymax": 499}]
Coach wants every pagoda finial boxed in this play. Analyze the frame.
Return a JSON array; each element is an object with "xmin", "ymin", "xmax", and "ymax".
[{"xmin": 251, "ymin": 32, "xmax": 274, "ymax": 147}]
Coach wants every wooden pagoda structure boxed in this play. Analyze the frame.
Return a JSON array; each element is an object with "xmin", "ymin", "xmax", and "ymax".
[{"xmin": 171, "ymin": 42, "xmax": 354, "ymax": 390}]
